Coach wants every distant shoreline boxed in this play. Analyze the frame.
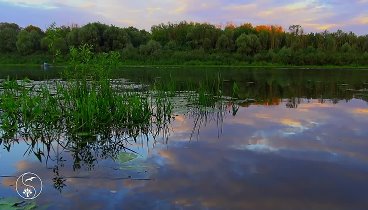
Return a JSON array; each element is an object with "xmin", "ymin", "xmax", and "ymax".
[{"xmin": 1, "ymin": 63, "xmax": 368, "ymax": 70}]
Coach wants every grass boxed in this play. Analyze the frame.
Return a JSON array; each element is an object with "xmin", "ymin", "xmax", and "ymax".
[
  {"xmin": 0, "ymin": 52, "xmax": 55, "ymax": 65},
  {"xmin": 0, "ymin": 45, "xmax": 174, "ymax": 164},
  {"xmin": 1, "ymin": 51, "xmax": 368, "ymax": 70},
  {"xmin": 0, "ymin": 44, "xmax": 243, "ymax": 171},
  {"xmin": 3, "ymin": 63, "xmax": 368, "ymax": 70}
]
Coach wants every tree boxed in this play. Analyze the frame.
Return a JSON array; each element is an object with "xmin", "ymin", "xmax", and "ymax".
[
  {"xmin": 275, "ymin": 47, "xmax": 293, "ymax": 64},
  {"xmin": 139, "ymin": 40, "xmax": 161, "ymax": 56},
  {"xmin": 216, "ymin": 34, "xmax": 231, "ymax": 52},
  {"xmin": 0, "ymin": 22, "xmax": 20, "ymax": 52},
  {"xmin": 44, "ymin": 23, "xmax": 68, "ymax": 62},
  {"xmin": 289, "ymin": 25, "xmax": 303, "ymax": 36},
  {"xmin": 164, "ymin": 40, "xmax": 178, "ymax": 50},
  {"xmin": 124, "ymin": 27, "xmax": 150, "ymax": 48},
  {"xmin": 341, "ymin": 42, "xmax": 352, "ymax": 53},
  {"xmin": 24, "ymin": 25, "xmax": 43, "ymax": 34},
  {"xmin": 356, "ymin": 35, "xmax": 368, "ymax": 52},
  {"xmin": 186, "ymin": 23, "xmax": 221, "ymax": 50},
  {"xmin": 236, "ymin": 34, "xmax": 260, "ymax": 56},
  {"xmin": 16, "ymin": 30, "xmax": 43, "ymax": 55},
  {"xmin": 325, "ymin": 35, "xmax": 337, "ymax": 52},
  {"xmin": 233, "ymin": 23, "xmax": 255, "ymax": 40},
  {"xmin": 78, "ymin": 23, "xmax": 105, "ymax": 52},
  {"xmin": 258, "ymin": 31, "xmax": 270, "ymax": 50},
  {"xmin": 203, "ymin": 38, "xmax": 212, "ymax": 51},
  {"xmin": 66, "ymin": 28, "xmax": 80, "ymax": 47},
  {"xmin": 103, "ymin": 26, "xmax": 131, "ymax": 51},
  {"xmin": 151, "ymin": 23, "xmax": 170, "ymax": 45}
]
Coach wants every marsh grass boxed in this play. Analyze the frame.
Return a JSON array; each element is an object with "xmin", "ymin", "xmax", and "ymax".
[
  {"xmin": 0, "ymin": 44, "xmax": 239, "ymax": 173},
  {"xmin": 151, "ymin": 72, "xmax": 233, "ymax": 110},
  {"xmin": 0, "ymin": 45, "xmax": 173, "ymax": 162}
]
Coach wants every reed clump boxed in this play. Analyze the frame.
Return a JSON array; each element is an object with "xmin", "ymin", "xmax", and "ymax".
[{"xmin": 0, "ymin": 44, "xmax": 172, "ymax": 143}]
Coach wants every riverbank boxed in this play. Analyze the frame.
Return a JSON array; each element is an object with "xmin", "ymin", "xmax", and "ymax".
[
  {"xmin": 1, "ymin": 52, "xmax": 368, "ymax": 70},
  {"xmin": 1, "ymin": 63, "xmax": 368, "ymax": 70}
]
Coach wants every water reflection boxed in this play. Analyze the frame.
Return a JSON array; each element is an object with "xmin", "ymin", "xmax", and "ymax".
[
  {"xmin": 120, "ymin": 67, "xmax": 368, "ymax": 104},
  {"xmin": 3, "ymin": 98, "xmax": 367, "ymax": 209},
  {"xmin": 1, "ymin": 68, "xmax": 368, "ymax": 210}
]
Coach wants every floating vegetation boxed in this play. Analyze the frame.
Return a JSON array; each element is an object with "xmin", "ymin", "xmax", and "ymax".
[
  {"xmin": 118, "ymin": 152, "xmax": 138, "ymax": 164},
  {"xmin": 0, "ymin": 197, "xmax": 38, "ymax": 210}
]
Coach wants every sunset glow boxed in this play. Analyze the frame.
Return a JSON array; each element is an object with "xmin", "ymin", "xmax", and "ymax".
[{"xmin": 0, "ymin": 0, "xmax": 367, "ymax": 33}]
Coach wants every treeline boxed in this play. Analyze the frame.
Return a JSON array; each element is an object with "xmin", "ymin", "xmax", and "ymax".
[{"xmin": 0, "ymin": 21, "xmax": 368, "ymax": 65}]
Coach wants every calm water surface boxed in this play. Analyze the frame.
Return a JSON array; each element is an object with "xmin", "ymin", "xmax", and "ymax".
[{"xmin": 1, "ymin": 66, "xmax": 368, "ymax": 210}]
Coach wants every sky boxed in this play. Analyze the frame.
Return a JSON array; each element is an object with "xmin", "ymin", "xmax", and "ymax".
[{"xmin": 0, "ymin": 0, "xmax": 367, "ymax": 34}]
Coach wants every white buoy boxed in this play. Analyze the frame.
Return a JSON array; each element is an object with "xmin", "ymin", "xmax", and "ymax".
[{"xmin": 43, "ymin": 62, "xmax": 49, "ymax": 70}]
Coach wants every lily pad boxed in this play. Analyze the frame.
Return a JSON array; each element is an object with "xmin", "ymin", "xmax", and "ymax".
[
  {"xmin": 116, "ymin": 153, "xmax": 154, "ymax": 172},
  {"xmin": 117, "ymin": 152, "xmax": 138, "ymax": 164}
]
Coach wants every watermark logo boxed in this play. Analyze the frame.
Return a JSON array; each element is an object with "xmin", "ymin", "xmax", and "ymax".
[{"xmin": 16, "ymin": 172, "xmax": 42, "ymax": 200}]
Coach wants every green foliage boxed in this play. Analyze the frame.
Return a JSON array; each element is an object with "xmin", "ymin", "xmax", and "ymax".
[
  {"xmin": 121, "ymin": 44, "xmax": 140, "ymax": 60},
  {"xmin": 124, "ymin": 26, "xmax": 150, "ymax": 47},
  {"xmin": 44, "ymin": 22, "xmax": 68, "ymax": 62},
  {"xmin": 186, "ymin": 23, "xmax": 221, "ymax": 50},
  {"xmin": 236, "ymin": 34, "xmax": 261, "ymax": 56},
  {"xmin": 77, "ymin": 22, "xmax": 105, "ymax": 51},
  {"xmin": 16, "ymin": 30, "xmax": 43, "ymax": 55},
  {"xmin": 216, "ymin": 34, "xmax": 232, "ymax": 52},
  {"xmin": 0, "ymin": 44, "xmax": 173, "ymax": 145},
  {"xmin": 0, "ymin": 23, "xmax": 20, "ymax": 53},
  {"xmin": 274, "ymin": 47, "xmax": 293, "ymax": 64},
  {"xmin": 103, "ymin": 25, "xmax": 131, "ymax": 51},
  {"xmin": 341, "ymin": 42, "xmax": 352, "ymax": 53},
  {"xmin": 0, "ymin": 21, "xmax": 368, "ymax": 66},
  {"xmin": 65, "ymin": 44, "xmax": 120, "ymax": 80},
  {"xmin": 325, "ymin": 36, "xmax": 337, "ymax": 52},
  {"xmin": 164, "ymin": 40, "xmax": 178, "ymax": 50},
  {"xmin": 139, "ymin": 40, "xmax": 162, "ymax": 56}
]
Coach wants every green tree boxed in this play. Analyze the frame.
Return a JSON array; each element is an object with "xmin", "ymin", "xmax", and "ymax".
[
  {"xmin": 274, "ymin": 47, "xmax": 293, "ymax": 64},
  {"xmin": 325, "ymin": 35, "xmax": 337, "ymax": 52},
  {"xmin": 0, "ymin": 23, "xmax": 20, "ymax": 52},
  {"xmin": 164, "ymin": 40, "xmax": 178, "ymax": 51},
  {"xmin": 236, "ymin": 34, "xmax": 260, "ymax": 55},
  {"xmin": 186, "ymin": 23, "xmax": 220, "ymax": 50},
  {"xmin": 124, "ymin": 27, "xmax": 150, "ymax": 48},
  {"xmin": 341, "ymin": 42, "xmax": 352, "ymax": 53},
  {"xmin": 139, "ymin": 40, "xmax": 161, "ymax": 56},
  {"xmin": 16, "ymin": 29, "xmax": 43, "ymax": 55},
  {"xmin": 103, "ymin": 26, "xmax": 131, "ymax": 51},
  {"xmin": 43, "ymin": 23, "xmax": 68, "ymax": 62},
  {"xmin": 24, "ymin": 25, "xmax": 43, "ymax": 34},
  {"xmin": 233, "ymin": 23, "xmax": 255, "ymax": 40},
  {"xmin": 216, "ymin": 34, "xmax": 231, "ymax": 52},
  {"xmin": 151, "ymin": 23, "xmax": 170, "ymax": 46},
  {"xmin": 78, "ymin": 23, "xmax": 105, "ymax": 51},
  {"xmin": 66, "ymin": 28, "xmax": 80, "ymax": 47},
  {"xmin": 258, "ymin": 31, "xmax": 270, "ymax": 50}
]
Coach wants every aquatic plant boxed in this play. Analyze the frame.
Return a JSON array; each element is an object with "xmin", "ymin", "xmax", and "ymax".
[{"xmin": 0, "ymin": 45, "xmax": 174, "ymax": 168}]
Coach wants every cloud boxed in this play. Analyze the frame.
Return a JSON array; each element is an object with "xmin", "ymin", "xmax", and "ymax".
[
  {"xmin": 352, "ymin": 16, "xmax": 368, "ymax": 24},
  {"xmin": 351, "ymin": 108, "xmax": 368, "ymax": 114},
  {"xmin": 0, "ymin": 1, "xmax": 107, "ymax": 29},
  {"xmin": 0, "ymin": 0, "xmax": 57, "ymax": 9},
  {"xmin": 0, "ymin": 0, "xmax": 367, "ymax": 33}
]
